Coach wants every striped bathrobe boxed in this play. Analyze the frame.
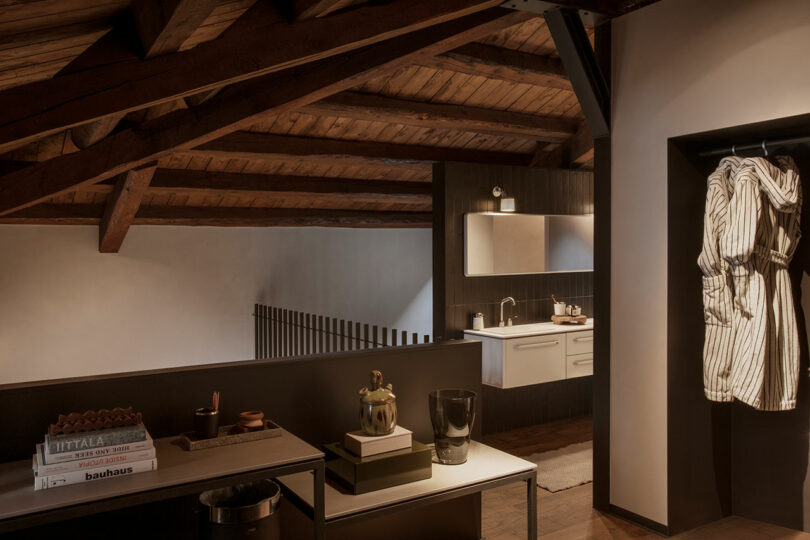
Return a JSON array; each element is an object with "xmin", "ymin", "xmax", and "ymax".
[
  {"xmin": 722, "ymin": 156, "xmax": 801, "ymax": 411},
  {"xmin": 699, "ymin": 157, "xmax": 742, "ymax": 402}
]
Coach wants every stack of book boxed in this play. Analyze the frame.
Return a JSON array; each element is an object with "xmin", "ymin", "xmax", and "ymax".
[
  {"xmin": 32, "ymin": 408, "xmax": 157, "ymax": 491},
  {"xmin": 325, "ymin": 426, "xmax": 432, "ymax": 494}
]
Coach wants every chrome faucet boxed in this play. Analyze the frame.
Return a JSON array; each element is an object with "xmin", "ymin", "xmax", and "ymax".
[{"xmin": 499, "ymin": 297, "xmax": 516, "ymax": 327}]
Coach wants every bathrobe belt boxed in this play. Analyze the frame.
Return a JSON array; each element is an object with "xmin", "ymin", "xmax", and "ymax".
[{"xmin": 731, "ymin": 245, "xmax": 790, "ymax": 317}]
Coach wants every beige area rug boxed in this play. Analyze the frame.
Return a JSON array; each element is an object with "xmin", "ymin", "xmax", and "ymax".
[{"xmin": 526, "ymin": 440, "xmax": 592, "ymax": 493}]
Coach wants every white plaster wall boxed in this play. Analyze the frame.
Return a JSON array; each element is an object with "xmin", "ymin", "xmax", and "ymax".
[
  {"xmin": 611, "ymin": 0, "xmax": 810, "ymax": 524},
  {"xmin": 0, "ymin": 225, "xmax": 432, "ymax": 385}
]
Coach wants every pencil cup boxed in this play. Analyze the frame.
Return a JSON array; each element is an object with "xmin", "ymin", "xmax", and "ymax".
[{"xmin": 194, "ymin": 408, "xmax": 219, "ymax": 440}]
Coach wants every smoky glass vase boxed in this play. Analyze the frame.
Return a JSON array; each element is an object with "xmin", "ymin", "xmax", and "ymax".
[{"xmin": 429, "ymin": 389, "xmax": 477, "ymax": 465}]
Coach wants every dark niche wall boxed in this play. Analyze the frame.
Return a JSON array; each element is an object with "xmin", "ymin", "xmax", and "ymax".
[
  {"xmin": 667, "ymin": 112, "xmax": 810, "ymax": 535},
  {"xmin": 432, "ymin": 161, "xmax": 594, "ymax": 434}
]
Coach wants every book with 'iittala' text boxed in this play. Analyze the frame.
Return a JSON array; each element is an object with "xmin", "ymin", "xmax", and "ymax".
[
  {"xmin": 40, "ymin": 433, "xmax": 153, "ymax": 464},
  {"xmin": 45, "ymin": 424, "xmax": 147, "ymax": 455}
]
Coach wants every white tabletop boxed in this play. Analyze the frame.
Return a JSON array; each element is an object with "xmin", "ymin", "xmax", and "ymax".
[
  {"xmin": 278, "ymin": 441, "xmax": 536, "ymax": 520},
  {"xmin": 0, "ymin": 429, "xmax": 323, "ymax": 521},
  {"xmin": 464, "ymin": 319, "xmax": 593, "ymax": 340}
]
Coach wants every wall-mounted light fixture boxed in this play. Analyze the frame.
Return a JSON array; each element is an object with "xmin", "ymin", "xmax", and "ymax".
[{"xmin": 492, "ymin": 186, "xmax": 515, "ymax": 212}]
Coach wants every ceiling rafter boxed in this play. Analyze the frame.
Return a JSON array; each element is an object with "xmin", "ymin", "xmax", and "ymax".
[
  {"xmin": 193, "ymin": 132, "xmax": 533, "ymax": 167},
  {"xmin": 83, "ymin": 169, "xmax": 433, "ymax": 207},
  {"xmin": 301, "ymin": 91, "xmax": 577, "ymax": 142},
  {"xmin": 531, "ymin": 122, "xmax": 592, "ymax": 168},
  {"xmin": 99, "ymin": 164, "xmax": 156, "ymax": 253},
  {"xmin": 0, "ymin": 7, "xmax": 535, "ymax": 216},
  {"xmin": 0, "ymin": 204, "xmax": 433, "ymax": 228},
  {"xmin": 0, "ymin": 0, "xmax": 507, "ymax": 154},
  {"xmin": 421, "ymin": 43, "xmax": 571, "ymax": 90},
  {"xmin": 131, "ymin": 0, "xmax": 219, "ymax": 59}
]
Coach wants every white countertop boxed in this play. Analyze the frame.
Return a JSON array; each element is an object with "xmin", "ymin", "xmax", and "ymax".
[
  {"xmin": 464, "ymin": 319, "xmax": 593, "ymax": 339},
  {"xmin": 278, "ymin": 441, "xmax": 535, "ymax": 520}
]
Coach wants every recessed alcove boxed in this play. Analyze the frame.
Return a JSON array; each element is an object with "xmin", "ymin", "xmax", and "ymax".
[{"xmin": 667, "ymin": 112, "xmax": 810, "ymax": 534}]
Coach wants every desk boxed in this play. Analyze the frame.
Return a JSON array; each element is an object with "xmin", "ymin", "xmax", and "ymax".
[
  {"xmin": 279, "ymin": 441, "xmax": 538, "ymax": 539},
  {"xmin": 0, "ymin": 429, "xmax": 325, "ymax": 539}
]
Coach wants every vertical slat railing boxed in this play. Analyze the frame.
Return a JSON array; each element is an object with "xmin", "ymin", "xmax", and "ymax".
[{"xmin": 254, "ymin": 304, "xmax": 431, "ymax": 359}]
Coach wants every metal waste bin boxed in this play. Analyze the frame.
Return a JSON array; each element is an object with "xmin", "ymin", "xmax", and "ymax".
[{"xmin": 199, "ymin": 479, "xmax": 282, "ymax": 540}]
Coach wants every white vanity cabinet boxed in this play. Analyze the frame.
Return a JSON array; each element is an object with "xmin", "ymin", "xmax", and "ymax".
[{"xmin": 465, "ymin": 322, "xmax": 593, "ymax": 389}]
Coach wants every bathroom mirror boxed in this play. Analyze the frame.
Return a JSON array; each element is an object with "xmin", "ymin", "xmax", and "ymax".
[{"xmin": 464, "ymin": 212, "xmax": 593, "ymax": 276}]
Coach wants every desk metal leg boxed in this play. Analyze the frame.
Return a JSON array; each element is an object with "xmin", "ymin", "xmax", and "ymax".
[
  {"xmin": 313, "ymin": 461, "xmax": 325, "ymax": 540},
  {"xmin": 527, "ymin": 472, "xmax": 537, "ymax": 539}
]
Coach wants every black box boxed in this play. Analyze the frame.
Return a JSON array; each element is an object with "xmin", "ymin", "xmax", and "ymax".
[{"xmin": 324, "ymin": 441, "xmax": 432, "ymax": 494}]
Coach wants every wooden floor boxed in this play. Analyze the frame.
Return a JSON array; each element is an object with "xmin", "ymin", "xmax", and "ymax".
[{"xmin": 481, "ymin": 417, "xmax": 810, "ymax": 539}]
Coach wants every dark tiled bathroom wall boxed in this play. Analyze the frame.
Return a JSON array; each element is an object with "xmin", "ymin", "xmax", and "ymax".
[
  {"xmin": 433, "ymin": 161, "xmax": 594, "ymax": 340},
  {"xmin": 432, "ymin": 162, "xmax": 594, "ymax": 434}
]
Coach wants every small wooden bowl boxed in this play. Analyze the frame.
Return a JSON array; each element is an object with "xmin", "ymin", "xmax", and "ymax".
[{"xmin": 238, "ymin": 411, "xmax": 265, "ymax": 430}]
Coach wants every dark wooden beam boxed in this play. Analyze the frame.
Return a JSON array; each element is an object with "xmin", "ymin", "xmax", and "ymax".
[
  {"xmin": 131, "ymin": 0, "xmax": 218, "ymax": 59},
  {"xmin": 0, "ymin": 8, "xmax": 532, "ymax": 216},
  {"xmin": 303, "ymin": 91, "xmax": 577, "ymax": 141},
  {"xmin": 544, "ymin": 7, "xmax": 609, "ymax": 137},
  {"xmin": 422, "ymin": 43, "xmax": 571, "ymax": 90},
  {"xmin": 70, "ymin": 113, "xmax": 126, "ymax": 149},
  {"xmin": 501, "ymin": 0, "xmax": 621, "ymax": 16},
  {"xmin": 194, "ymin": 132, "xmax": 533, "ymax": 167},
  {"xmin": 137, "ymin": 207, "xmax": 433, "ymax": 227},
  {"xmin": 0, "ymin": 204, "xmax": 432, "ymax": 228},
  {"xmin": 0, "ymin": 204, "xmax": 103, "ymax": 225},
  {"xmin": 292, "ymin": 0, "xmax": 353, "ymax": 20},
  {"xmin": 99, "ymin": 165, "xmax": 156, "ymax": 253},
  {"xmin": 0, "ymin": 0, "xmax": 507, "ymax": 153},
  {"xmin": 183, "ymin": 88, "xmax": 221, "ymax": 108},
  {"xmin": 87, "ymin": 169, "xmax": 433, "ymax": 206},
  {"xmin": 530, "ymin": 122, "xmax": 592, "ymax": 168}
]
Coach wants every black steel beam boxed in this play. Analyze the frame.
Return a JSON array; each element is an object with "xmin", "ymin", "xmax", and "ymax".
[{"xmin": 544, "ymin": 7, "xmax": 610, "ymax": 137}]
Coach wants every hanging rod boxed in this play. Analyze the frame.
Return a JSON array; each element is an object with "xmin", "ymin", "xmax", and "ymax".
[{"xmin": 698, "ymin": 134, "xmax": 810, "ymax": 158}]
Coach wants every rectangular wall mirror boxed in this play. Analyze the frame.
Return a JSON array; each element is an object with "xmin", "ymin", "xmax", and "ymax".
[{"xmin": 464, "ymin": 212, "xmax": 593, "ymax": 276}]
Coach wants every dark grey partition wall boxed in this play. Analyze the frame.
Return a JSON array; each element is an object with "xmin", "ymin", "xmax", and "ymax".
[{"xmin": 0, "ymin": 341, "xmax": 483, "ymax": 463}]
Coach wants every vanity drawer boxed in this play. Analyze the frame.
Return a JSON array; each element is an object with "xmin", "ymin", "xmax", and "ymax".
[
  {"xmin": 567, "ymin": 353, "xmax": 593, "ymax": 378},
  {"xmin": 502, "ymin": 335, "xmax": 566, "ymax": 388},
  {"xmin": 567, "ymin": 331, "xmax": 593, "ymax": 355}
]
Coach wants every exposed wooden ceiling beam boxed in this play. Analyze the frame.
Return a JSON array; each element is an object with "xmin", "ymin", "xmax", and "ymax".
[
  {"xmin": 131, "ymin": 0, "xmax": 219, "ymax": 59},
  {"xmin": 194, "ymin": 132, "xmax": 533, "ymax": 167},
  {"xmin": 0, "ymin": 8, "xmax": 532, "ymax": 216},
  {"xmin": 99, "ymin": 165, "xmax": 157, "ymax": 253},
  {"xmin": 303, "ymin": 91, "xmax": 576, "ymax": 142},
  {"xmin": 0, "ymin": 204, "xmax": 432, "ymax": 228},
  {"xmin": 0, "ymin": 0, "xmax": 507, "ymax": 153},
  {"xmin": 135, "ymin": 206, "xmax": 433, "ymax": 227},
  {"xmin": 422, "ymin": 43, "xmax": 571, "ymax": 90},
  {"xmin": 86, "ymin": 169, "xmax": 433, "ymax": 206},
  {"xmin": 292, "ymin": 0, "xmax": 355, "ymax": 20},
  {"xmin": 70, "ymin": 113, "xmax": 126, "ymax": 149},
  {"xmin": 503, "ymin": 0, "xmax": 621, "ymax": 16},
  {"xmin": 531, "ymin": 122, "xmax": 592, "ymax": 168}
]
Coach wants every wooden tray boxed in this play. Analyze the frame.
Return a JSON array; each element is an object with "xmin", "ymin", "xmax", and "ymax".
[
  {"xmin": 178, "ymin": 420, "xmax": 282, "ymax": 451},
  {"xmin": 551, "ymin": 314, "xmax": 588, "ymax": 325}
]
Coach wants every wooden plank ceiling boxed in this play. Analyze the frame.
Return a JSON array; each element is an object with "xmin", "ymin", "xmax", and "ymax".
[{"xmin": 0, "ymin": 0, "xmax": 646, "ymax": 250}]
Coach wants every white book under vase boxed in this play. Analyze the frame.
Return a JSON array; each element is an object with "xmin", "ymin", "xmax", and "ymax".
[{"xmin": 344, "ymin": 425, "xmax": 412, "ymax": 457}]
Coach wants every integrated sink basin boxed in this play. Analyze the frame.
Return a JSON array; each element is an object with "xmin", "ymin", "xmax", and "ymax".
[{"xmin": 464, "ymin": 319, "xmax": 593, "ymax": 340}]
